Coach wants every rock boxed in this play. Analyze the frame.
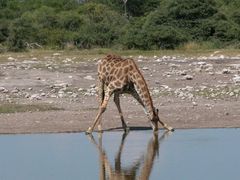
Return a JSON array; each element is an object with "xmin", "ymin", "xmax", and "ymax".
[
  {"xmin": 152, "ymin": 89, "xmax": 160, "ymax": 94},
  {"xmin": 0, "ymin": 87, "xmax": 6, "ymax": 92},
  {"xmin": 78, "ymin": 88, "xmax": 84, "ymax": 92},
  {"xmin": 40, "ymin": 93, "xmax": 46, "ymax": 97},
  {"xmin": 90, "ymin": 84, "xmax": 96, "ymax": 88},
  {"xmin": 53, "ymin": 83, "xmax": 68, "ymax": 88},
  {"xmin": 192, "ymin": 102, "xmax": 198, "ymax": 106},
  {"xmin": 36, "ymin": 77, "xmax": 41, "ymax": 80},
  {"xmin": 205, "ymin": 67, "xmax": 213, "ymax": 72},
  {"xmin": 30, "ymin": 94, "xmax": 42, "ymax": 100},
  {"xmin": 197, "ymin": 61, "xmax": 207, "ymax": 66},
  {"xmin": 233, "ymin": 75, "xmax": 240, "ymax": 83},
  {"xmin": 222, "ymin": 68, "xmax": 231, "ymax": 74},
  {"xmin": 70, "ymin": 93, "xmax": 78, "ymax": 98},
  {"xmin": 230, "ymin": 64, "xmax": 240, "ymax": 69},
  {"xmin": 53, "ymin": 53, "xmax": 61, "ymax": 56},
  {"xmin": 225, "ymin": 112, "xmax": 229, "ymax": 116},
  {"xmin": 8, "ymin": 57, "xmax": 15, "ymax": 61},
  {"xmin": 185, "ymin": 86, "xmax": 194, "ymax": 91},
  {"xmin": 193, "ymin": 68, "xmax": 202, "ymax": 73},
  {"xmin": 84, "ymin": 75, "xmax": 95, "ymax": 80},
  {"xmin": 11, "ymin": 88, "xmax": 20, "ymax": 93},
  {"xmin": 169, "ymin": 63, "xmax": 180, "ymax": 69},
  {"xmin": 185, "ymin": 75, "xmax": 193, "ymax": 80},
  {"xmin": 50, "ymin": 94, "xmax": 57, "ymax": 98},
  {"xmin": 142, "ymin": 66, "xmax": 149, "ymax": 70},
  {"xmin": 25, "ymin": 93, "xmax": 30, "ymax": 98},
  {"xmin": 180, "ymin": 70, "xmax": 187, "ymax": 76},
  {"xmin": 234, "ymin": 89, "xmax": 240, "ymax": 94}
]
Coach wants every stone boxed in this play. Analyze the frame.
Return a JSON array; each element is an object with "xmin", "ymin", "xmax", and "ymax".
[
  {"xmin": 222, "ymin": 68, "xmax": 231, "ymax": 74},
  {"xmin": 90, "ymin": 84, "xmax": 96, "ymax": 88},
  {"xmin": 84, "ymin": 75, "xmax": 95, "ymax": 80},
  {"xmin": 53, "ymin": 83, "xmax": 68, "ymax": 88},
  {"xmin": 180, "ymin": 70, "xmax": 187, "ymax": 76},
  {"xmin": 8, "ymin": 57, "xmax": 15, "ymax": 61},
  {"xmin": 185, "ymin": 75, "xmax": 193, "ymax": 80},
  {"xmin": 0, "ymin": 87, "xmax": 6, "ymax": 92},
  {"xmin": 78, "ymin": 88, "xmax": 84, "ymax": 92},
  {"xmin": 30, "ymin": 94, "xmax": 42, "ymax": 100},
  {"xmin": 11, "ymin": 88, "xmax": 20, "ymax": 93},
  {"xmin": 25, "ymin": 93, "xmax": 30, "ymax": 98},
  {"xmin": 192, "ymin": 102, "xmax": 198, "ymax": 106},
  {"xmin": 142, "ymin": 66, "xmax": 149, "ymax": 70},
  {"xmin": 40, "ymin": 93, "xmax": 46, "ymax": 97},
  {"xmin": 233, "ymin": 75, "xmax": 240, "ymax": 83}
]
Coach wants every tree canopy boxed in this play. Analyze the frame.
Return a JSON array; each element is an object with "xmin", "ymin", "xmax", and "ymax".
[{"xmin": 0, "ymin": 0, "xmax": 239, "ymax": 51}]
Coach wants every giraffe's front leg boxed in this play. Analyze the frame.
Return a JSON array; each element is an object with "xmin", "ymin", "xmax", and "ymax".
[
  {"xmin": 86, "ymin": 87, "xmax": 113, "ymax": 134},
  {"xmin": 85, "ymin": 104, "xmax": 106, "ymax": 134}
]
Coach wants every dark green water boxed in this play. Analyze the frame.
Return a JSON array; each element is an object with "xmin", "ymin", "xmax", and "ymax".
[{"xmin": 0, "ymin": 129, "xmax": 239, "ymax": 180}]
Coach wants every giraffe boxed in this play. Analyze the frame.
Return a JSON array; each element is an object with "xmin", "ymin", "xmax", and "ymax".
[
  {"xmin": 87, "ymin": 131, "xmax": 171, "ymax": 180},
  {"xmin": 86, "ymin": 54, "xmax": 174, "ymax": 134}
]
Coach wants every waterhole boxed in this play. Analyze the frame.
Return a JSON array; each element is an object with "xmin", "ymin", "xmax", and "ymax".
[{"xmin": 0, "ymin": 128, "xmax": 239, "ymax": 180}]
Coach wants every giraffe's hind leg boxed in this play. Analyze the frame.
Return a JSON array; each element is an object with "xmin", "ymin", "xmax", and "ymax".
[
  {"xmin": 114, "ymin": 92, "xmax": 128, "ymax": 131},
  {"xmin": 97, "ymin": 80, "xmax": 105, "ymax": 133}
]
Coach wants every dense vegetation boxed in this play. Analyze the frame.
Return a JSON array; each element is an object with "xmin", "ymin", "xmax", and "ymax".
[{"xmin": 0, "ymin": 0, "xmax": 240, "ymax": 51}]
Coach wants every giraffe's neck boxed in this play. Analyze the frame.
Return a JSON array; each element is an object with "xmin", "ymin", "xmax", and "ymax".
[
  {"xmin": 132, "ymin": 73, "xmax": 155, "ymax": 120},
  {"xmin": 138, "ymin": 83, "xmax": 155, "ymax": 120}
]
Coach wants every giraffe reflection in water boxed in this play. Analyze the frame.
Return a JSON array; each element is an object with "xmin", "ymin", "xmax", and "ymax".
[{"xmin": 88, "ymin": 131, "xmax": 171, "ymax": 180}]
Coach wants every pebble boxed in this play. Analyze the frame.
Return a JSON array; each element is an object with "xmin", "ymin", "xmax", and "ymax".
[
  {"xmin": 180, "ymin": 70, "xmax": 187, "ymax": 76},
  {"xmin": 233, "ymin": 75, "xmax": 240, "ymax": 83},
  {"xmin": 30, "ymin": 94, "xmax": 42, "ymax": 100},
  {"xmin": 11, "ymin": 88, "xmax": 20, "ymax": 93},
  {"xmin": 90, "ymin": 84, "xmax": 96, "ymax": 88},
  {"xmin": 142, "ymin": 66, "xmax": 149, "ymax": 70},
  {"xmin": 185, "ymin": 75, "xmax": 193, "ymax": 80},
  {"xmin": 192, "ymin": 102, "xmax": 198, "ymax": 106},
  {"xmin": 84, "ymin": 75, "xmax": 95, "ymax": 80},
  {"xmin": 0, "ymin": 87, "xmax": 6, "ymax": 92},
  {"xmin": 222, "ymin": 68, "xmax": 231, "ymax": 74}
]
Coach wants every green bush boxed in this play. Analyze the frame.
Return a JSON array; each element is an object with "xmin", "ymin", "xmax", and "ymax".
[{"xmin": 0, "ymin": 0, "xmax": 240, "ymax": 51}]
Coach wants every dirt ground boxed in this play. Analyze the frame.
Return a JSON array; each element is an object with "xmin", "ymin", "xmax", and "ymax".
[{"xmin": 0, "ymin": 50, "xmax": 240, "ymax": 134}]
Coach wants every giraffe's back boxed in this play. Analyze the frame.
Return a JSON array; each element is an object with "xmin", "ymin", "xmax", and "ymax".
[
  {"xmin": 98, "ymin": 55, "xmax": 132, "ymax": 87},
  {"xmin": 98, "ymin": 54, "xmax": 150, "ymax": 95}
]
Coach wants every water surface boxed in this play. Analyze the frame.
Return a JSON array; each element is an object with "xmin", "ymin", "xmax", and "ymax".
[{"xmin": 0, "ymin": 128, "xmax": 239, "ymax": 180}]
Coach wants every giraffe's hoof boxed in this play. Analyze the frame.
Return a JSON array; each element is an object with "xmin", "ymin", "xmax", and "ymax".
[
  {"xmin": 124, "ymin": 127, "xmax": 130, "ymax": 133},
  {"xmin": 167, "ymin": 127, "xmax": 175, "ymax": 132},
  {"xmin": 85, "ymin": 127, "xmax": 93, "ymax": 135},
  {"xmin": 97, "ymin": 125, "xmax": 103, "ymax": 133},
  {"xmin": 97, "ymin": 129, "xmax": 104, "ymax": 133}
]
